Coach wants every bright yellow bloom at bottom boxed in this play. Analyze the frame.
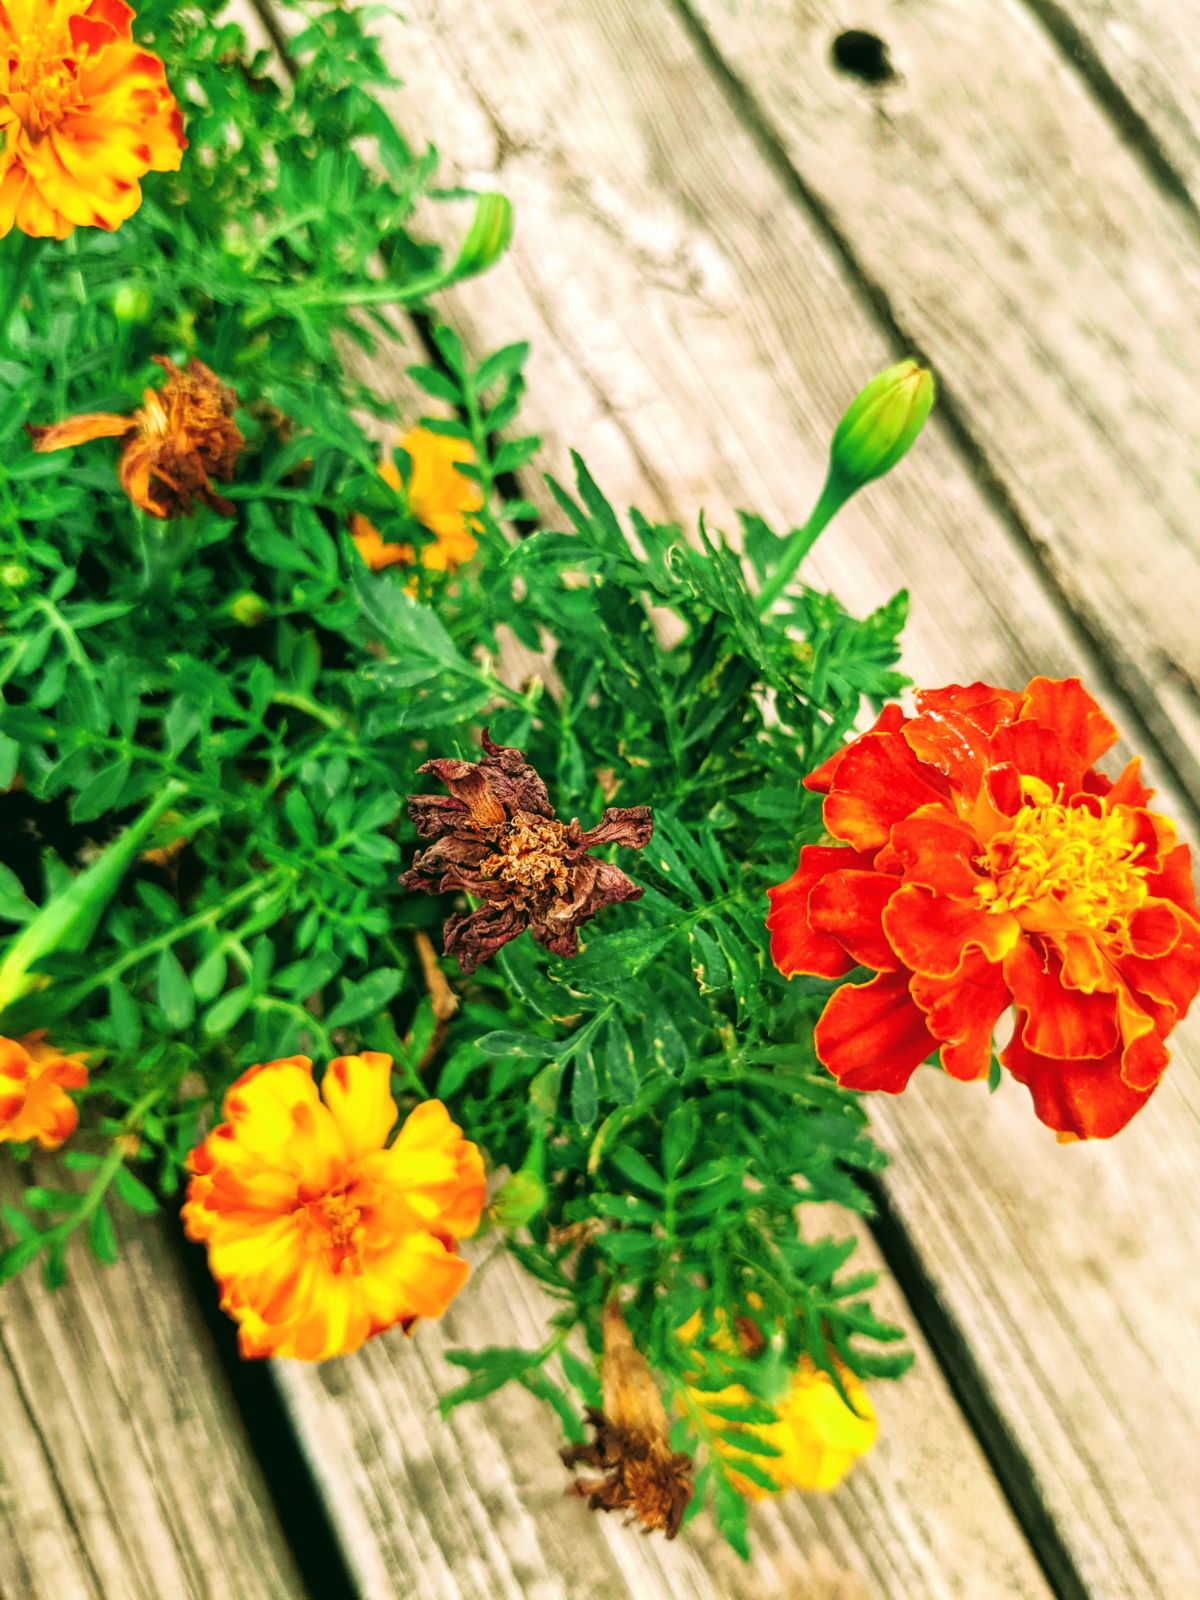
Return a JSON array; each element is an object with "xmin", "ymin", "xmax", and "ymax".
[
  {"xmin": 0, "ymin": 1032, "xmax": 88, "ymax": 1149},
  {"xmin": 351, "ymin": 427, "xmax": 482, "ymax": 574},
  {"xmin": 681, "ymin": 1313, "xmax": 877, "ymax": 1496},
  {"xmin": 183, "ymin": 1054, "xmax": 486, "ymax": 1362}
]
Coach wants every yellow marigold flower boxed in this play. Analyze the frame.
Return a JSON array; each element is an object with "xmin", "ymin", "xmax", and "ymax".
[
  {"xmin": 0, "ymin": 0, "xmax": 186, "ymax": 240},
  {"xmin": 351, "ymin": 426, "xmax": 482, "ymax": 574},
  {"xmin": 182, "ymin": 1054, "xmax": 486, "ymax": 1362},
  {"xmin": 681, "ymin": 1313, "xmax": 877, "ymax": 1496},
  {"xmin": 28, "ymin": 356, "xmax": 243, "ymax": 519},
  {"xmin": 0, "ymin": 1031, "xmax": 88, "ymax": 1149}
]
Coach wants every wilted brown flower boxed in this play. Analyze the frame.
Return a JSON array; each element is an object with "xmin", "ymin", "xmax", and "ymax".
[
  {"xmin": 561, "ymin": 1300, "xmax": 694, "ymax": 1538},
  {"xmin": 401, "ymin": 732, "xmax": 653, "ymax": 975},
  {"xmin": 28, "ymin": 356, "xmax": 243, "ymax": 519}
]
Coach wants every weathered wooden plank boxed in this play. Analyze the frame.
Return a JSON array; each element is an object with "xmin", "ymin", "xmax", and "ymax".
[
  {"xmin": 1020, "ymin": 0, "xmax": 1200, "ymax": 211},
  {"xmin": 673, "ymin": 0, "xmax": 1200, "ymax": 808},
  {"xmin": 322, "ymin": 3, "xmax": 1200, "ymax": 1596},
  {"xmin": 0, "ymin": 1173, "xmax": 305, "ymax": 1600},
  {"xmin": 275, "ymin": 1225, "xmax": 1051, "ymax": 1600}
]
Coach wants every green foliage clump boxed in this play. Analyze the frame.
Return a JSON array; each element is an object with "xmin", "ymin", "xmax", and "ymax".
[{"xmin": 0, "ymin": 0, "xmax": 919, "ymax": 1554}]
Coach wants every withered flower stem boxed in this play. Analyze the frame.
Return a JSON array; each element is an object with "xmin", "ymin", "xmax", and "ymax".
[
  {"xmin": 561, "ymin": 1299, "xmax": 694, "ymax": 1539},
  {"xmin": 402, "ymin": 732, "xmax": 653, "ymax": 974}
]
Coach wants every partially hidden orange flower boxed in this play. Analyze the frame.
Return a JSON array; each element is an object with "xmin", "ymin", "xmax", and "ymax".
[
  {"xmin": 0, "ymin": 0, "xmax": 186, "ymax": 240},
  {"xmin": 351, "ymin": 426, "xmax": 482, "ymax": 574},
  {"xmin": 182, "ymin": 1054, "xmax": 486, "ymax": 1361},
  {"xmin": 0, "ymin": 1031, "xmax": 88, "ymax": 1149},
  {"xmin": 768, "ymin": 678, "xmax": 1200, "ymax": 1139},
  {"xmin": 28, "ymin": 356, "xmax": 242, "ymax": 519}
]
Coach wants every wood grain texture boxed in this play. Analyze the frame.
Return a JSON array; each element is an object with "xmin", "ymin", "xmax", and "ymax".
[
  {"xmin": 275, "ymin": 1226, "xmax": 1050, "ymax": 1600},
  {"xmin": 0, "ymin": 1173, "xmax": 304, "ymax": 1600},
  {"xmin": 313, "ymin": 2, "xmax": 1200, "ymax": 1595},
  {"xmin": 678, "ymin": 0, "xmax": 1200, "ymax": 807}
]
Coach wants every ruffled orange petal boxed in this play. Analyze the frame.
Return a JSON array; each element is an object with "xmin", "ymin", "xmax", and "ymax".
[
  {"xmin": 1019, "ymin": 676, "xmax": 1117, "ymax": 766},
  {"xmin": 1004, "ymin": 941, "xmax": 1119, "ymax": 1061},
  {"xmin": 901, "ymin": 708, "xmax": 991, "ymax": 796},
  {"xmin": 27, "ymin": 413, "xmax": 134, "ymax": 451},
  {"xmin": 822, "ymin": 731, "xmax": 946, "ymax": 853},
  {"xmin": 888, "ymin": 811, "xmax": 983, "ymax": 897},
  {"xmin": 803, "ymin": 705, "xmax": 907, "ymax": 794},
  {"xmin": 815, "ymin": 970, "xmax": 937, "ymax": 1092},
  {"xmin": 807, "ymin": 868, "xmax": 900, "ymax": 971},
  {"xmin": 911, "ymin": 950, "xmax": 1010, "ymax": 1081},
  {"xmin": 913, "ymin": 681, "xmax": 1022, "ymax": 735},
  {"xmin": 320, "ymin": 1052, "xmax": 397, "ymax": 1162},
  {"xmin": 883, "ymin": 883, "xmax": 1020, "ymax": 978},
  {"xmin": 1002, "ymin": 1033, "xmax": 1153, "ymax": 1139},
  {"xmin": 766, "ymin": 845, "xmax": 866, "ymax": 979}
]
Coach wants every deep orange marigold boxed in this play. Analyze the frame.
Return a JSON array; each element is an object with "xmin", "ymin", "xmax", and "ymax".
[
  {"xmin": 0, "ymin": 0, "xmax": 186, "ymax": 240},
  {"xmin": 768, "ymin": 678, "xmax": 1200, "ymax": 1139},
  {"xmin": 182, "ymin": 1054, "xmax": 486, "ymax": 1361},
  {"xmin": 0, "ymin": 1031, "xmax": 88, "ymax": 1148},
  {"xmin": 28, "ymin": 355, "xmax": 242, "ymax": 519},
  {"xmin": 351, "ymin": 426, "xmax": 481, "ymax": 574}
]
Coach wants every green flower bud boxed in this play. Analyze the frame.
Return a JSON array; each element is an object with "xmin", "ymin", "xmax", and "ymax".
[
  {"xmin": 828, "ymin": 360, "xmax": 935, "ymax": 492},
  {"xmin": 112, "ymin": 283, "xmax": 152, "ymax": 324},
  {"xmin": 450, "ymin": 192, "xmax": 513, "ymax": 282},
  {"xmin": 488, "ymin": 1168, "xmax": 548, "ymax": 1229},
  {"xmin": 227, "ymin": 591, "xmax": 269, "ymax": 627}
]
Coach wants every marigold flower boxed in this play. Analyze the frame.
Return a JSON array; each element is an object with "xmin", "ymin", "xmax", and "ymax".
[
  {"xmin": 562, "ymin": 1300, "xmax": 694, "ymax": 1538},
  {"xmin": 182, "ymin": 1054, "xmax": 486, "ymax": 1362},
  {"xmin": 0, "ymin": 0, "xmax": 185, "ymax": 240},
  {"xmin": 768, "ymin": 678, "xmax": 1200, "ymax": 1139},
  {"xmin": 402, "ymin": 731, "xmax": 653, "ymax": 974},
  {"xmin": 681, "ymin": 1312, "xmax": 876, "ymax": 1496},
  {"xmin": 0, "ymin": 1031, "xmax": 88, "ymax": 1149},
  {"xmin": 28, "ymin": 356, "xmax": 242, "ymax": 519},
  {"xmin": 351, "ymin": 427, "xmax": 482, "ymax": 574}
]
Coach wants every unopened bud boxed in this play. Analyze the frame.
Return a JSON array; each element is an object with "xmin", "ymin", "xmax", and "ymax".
[
  {"xmin": 829, "ymin": 360, "xmax": 934, "ymax": 492},
  {"xmin": 488, "ymin": 1168, "xmax": 548, "ymax": 1228},
  {"xmin": 112, "ymin": 284, "xmax": 152, "ymax": 324},
  {"xmin": 451, "ymin": 192, "xmax": 513, "ymax": 282},
  {"xmin": 227, "ymin": 591, "xmax": 269, "ymax": 626}
]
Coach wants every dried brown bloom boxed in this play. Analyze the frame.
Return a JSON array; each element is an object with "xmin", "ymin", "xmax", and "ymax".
[
  {"xmin": 561, "ymin": 1300, "xmax": 694, "ymax": 1539},
  {"xmin": 401, "ymin": 732, "xmax": 653, "ymax": 975},
  {"xmin": 27, "ymin": 356, "xmax": 243, "ymax": 520}
]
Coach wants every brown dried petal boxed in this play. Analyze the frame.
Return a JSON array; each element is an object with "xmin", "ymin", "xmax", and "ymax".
[
  {"xmin": 579, "ymin": 806, "xmax": 655, "ymax": 852},
  {"xmin": 443, "ymin": 902, "xmax": 529, "ymax": 974}
]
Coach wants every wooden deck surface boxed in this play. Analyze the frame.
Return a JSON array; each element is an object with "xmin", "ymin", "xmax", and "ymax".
[{"xmin": 4, "ymin": 1, "xmax": 1200, "ymax": 1596}]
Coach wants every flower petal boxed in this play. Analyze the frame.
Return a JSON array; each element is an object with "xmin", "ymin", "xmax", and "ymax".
[
  {"xmin": 808, "ymin": 868, "xmax": 900, "ymax": 971},
  {"xmin": 1019, "ymin": 677, "xmax": 1117, "ymax": 766},
  {"xmin": 320, "ymin": 1053, "xmax": 397, "ymax": 1162},
  {"xmin": 815, "ymin": 970, "xmax": 937, "ymax": 1092},
  {"xmin": 804, "ymin": 705, "xmax": 907, "ymax": 794},
  {"xmin": 883, "ymin": 883, "xmax": 1020, "ymax": 977},
  {"xmin": 911, "ymin": 950, "xmax": 1010, "ymax": 1081},
  {"xmin": 1004, "ymin": 940, "xmax": 1119, "ymax": 1061},
  {"xmin": 1002, "ymin": 1034, "xmax": 1154, "ymax": 1140},
  {"xmin": 888, "ymin": 811, "xmax": 983, "ymax": 897},
  {"xmin": 822, "ymin": 731, "xmax": 946, "ymax": 853},
  {"xmin": 767, "ymin": 845, "xmax": 869, "ymax": 979}
]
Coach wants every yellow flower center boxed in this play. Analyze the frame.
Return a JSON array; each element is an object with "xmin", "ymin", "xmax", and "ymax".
[
  {"xmin": 979, "ymin": 799, "xmax": 1148, "ymax": 937},
  {"xmin": 308, "ymin": 1189, "xmax": 364, "ymax": 1271},
  {"xmin": 3, "ymin": 28, "xmax": 82, "ymax": 140},
  {"xmin": 480, "ymin": 813, "xmax": 571, "ymax": 897}
]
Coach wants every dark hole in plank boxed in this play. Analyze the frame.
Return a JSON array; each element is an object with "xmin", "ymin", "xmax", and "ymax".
[{"xmin": 831, "ymin": 29, "xmax": 896, "ymax": 86}]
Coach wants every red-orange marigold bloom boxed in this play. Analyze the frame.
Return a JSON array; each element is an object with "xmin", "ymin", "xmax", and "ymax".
[
  {"xmin": 0, "ymin": 1031, "xmax": 88, "ymax": 1148},
  {"xmin": 0, "ymin": 0, "xmax": 186, "ymax": 240},
  {"xmin": 767, "ymin": 678, "xmax": 1200, "ymax": 1140},
  {"xmin": 182, "ymin": 1054, "xmax": 486, "ymax": 1361}
]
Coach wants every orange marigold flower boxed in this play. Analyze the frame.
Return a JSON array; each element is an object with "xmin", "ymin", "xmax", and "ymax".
[
  {"xmin": 182, "ymin": 1054, "xmax": 486, "ymax": 1361},
  {"xmin": 767, "ymin": 678, "xmax": 1200, "ymax": 1140},
  {"xmin": 0, "ymin": 1031, "xmax": 88, "ymax": 1149},
  {"xmin": 351, "ymin": 426, "xmax": 482, "ymax": 574},
  {"xmin": 28, "ymin": 356, "xmax": 242, "ymax": 519},
  {"xmin": 0, "ymin": 0, "xmax": 186, "ymax": 240}
]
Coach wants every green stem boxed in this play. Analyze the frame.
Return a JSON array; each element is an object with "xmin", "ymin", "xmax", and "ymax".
[{"xmin": 755, "ymin": 473, "xmax": 853, "ymax": 615}]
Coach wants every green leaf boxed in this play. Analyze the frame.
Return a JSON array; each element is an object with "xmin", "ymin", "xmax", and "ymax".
[
  {"xmin": 87, "ymin": 1204, "xmax": 120, "ymax": 1266},
  {"xmin": 325, "ymin": 967, "xmax": 403, "ymax": 1028},
  {"xmin": 203, "ymin": 987, "xmax": 252, "ymax": 1035},
  {"xmin": 156, "ymin": 948, "xmax": 195, "ymax": 1031},
  {"xmin": 604, "ymin": 1015, "xmax": 638, "ymax": 1103},
  {"xmin": 113, "ymin": 1166, "xmax": 160, "ymax": 1215},
  {"xmin": 662, "ymin": 1101, "xmax": 699, "ymax": 1177},
  {"xmin": 570, "ymin": 1049, "xmax": 599, "ymax": 1127}
]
